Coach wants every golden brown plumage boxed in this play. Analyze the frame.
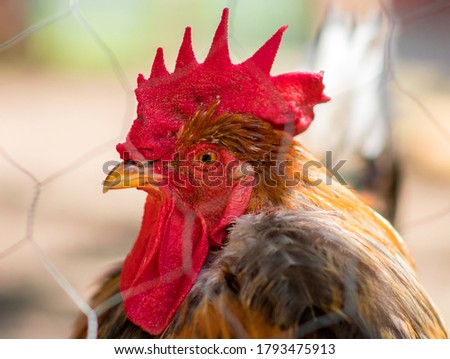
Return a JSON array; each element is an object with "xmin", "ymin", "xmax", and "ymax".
[
  {"xmin": 73, "ymin": 109, "xmax": 447, "ymax": 338},
  {"xmin": 73, "ymin": 8, "xmax": 447, "ymax": 339}
]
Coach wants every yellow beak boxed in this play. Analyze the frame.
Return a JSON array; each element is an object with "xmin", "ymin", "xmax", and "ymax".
[{"xmin": 103, "ymin": 161, "xmax": 165, "ymax": 193}]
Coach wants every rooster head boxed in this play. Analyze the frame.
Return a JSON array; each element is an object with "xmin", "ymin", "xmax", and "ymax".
[{"xmin": 103, "ymin": 8, "xmax": 328, "ymax": 335}]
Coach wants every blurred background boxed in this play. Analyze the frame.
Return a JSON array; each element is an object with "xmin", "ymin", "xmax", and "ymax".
[{"xmin": 0, "ymin": 0, "xmax": 449, "ymax": 338}]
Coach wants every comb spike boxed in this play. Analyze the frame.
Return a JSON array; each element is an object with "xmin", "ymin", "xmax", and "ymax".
[
  {"xmin": 122, "ymin": 9, "xmax": 329, "ymax": 164},
  {"xmin": 243, "ymin": 25, "xmax": 287, "ymax": 74},
  {"xmin": 150, "ymin": 47, "xmax": 169, "ymax": 78},
  {"xmin": 175, "ymin": 27, "xmax": 197, "ymax": 70},
  {"xmin": 205, "ymin": 8, "xmax": 230, "ymax": 65},
  {"xmin": 137, "ymin": 73, "xmax": 146, "ymax": 86}
]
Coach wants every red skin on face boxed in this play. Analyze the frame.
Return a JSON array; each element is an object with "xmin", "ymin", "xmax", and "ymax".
[{"xmin": 120, "ymin": 146, "xmax": 254, "ymax": 334}]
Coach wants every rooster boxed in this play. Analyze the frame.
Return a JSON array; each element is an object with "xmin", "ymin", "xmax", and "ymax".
[{"xmin": 73, "ymin": 9, "xmax": 446, "ymax": 339}]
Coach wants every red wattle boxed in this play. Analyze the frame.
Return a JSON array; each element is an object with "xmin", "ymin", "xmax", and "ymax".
[{"xmin": 120, "ymin": 193, "xmax": 209, "ymax": 335}]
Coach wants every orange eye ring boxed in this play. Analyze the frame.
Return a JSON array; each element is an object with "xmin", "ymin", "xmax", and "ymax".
[{"xmin": 196, "ymin": 151, "xmax": 218, "ymax": 166}]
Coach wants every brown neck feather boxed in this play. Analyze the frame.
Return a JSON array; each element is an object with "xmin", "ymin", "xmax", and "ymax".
[{"xmin": 179, "ymin": 106, "xmax": 413, "ymax": 265}]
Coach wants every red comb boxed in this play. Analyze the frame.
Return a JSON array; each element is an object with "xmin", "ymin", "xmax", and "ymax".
[{"xmin": 117, "ymin": 8, "xmax": 329, "ymax": 160}]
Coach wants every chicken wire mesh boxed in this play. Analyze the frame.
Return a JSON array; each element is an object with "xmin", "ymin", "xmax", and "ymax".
[{"xmin": 0, "ymin": 0, "xmax": 449, "ymax": 338}]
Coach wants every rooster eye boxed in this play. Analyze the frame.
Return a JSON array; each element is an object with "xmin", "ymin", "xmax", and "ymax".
[{"xmin": 197, "ymin": 151, "xmax": 218, "ymax": 165}]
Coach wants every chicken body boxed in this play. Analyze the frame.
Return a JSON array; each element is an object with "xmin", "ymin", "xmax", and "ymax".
[
  {"xmin": 73, "ymin": 110, "xmax": 447, "ymax": 338},
  {"xmin": 73, "ymin": 8, "xmax": 446, "ymax": 339}
]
